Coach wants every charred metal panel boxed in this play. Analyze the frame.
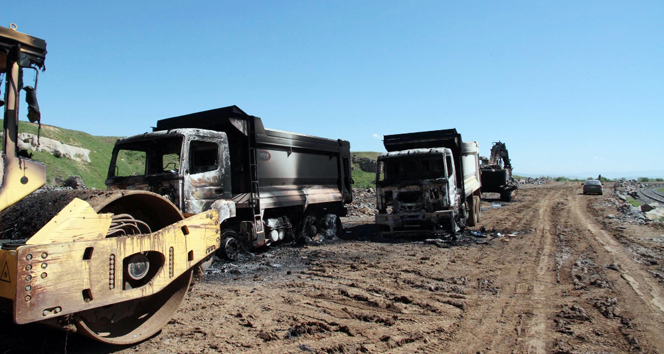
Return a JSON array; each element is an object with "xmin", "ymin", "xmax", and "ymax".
[
  {"xmin": 257, "ymin": 186, "xmax": 342, "ymax": 211},
  {"xmin": 182, "ymin": 133, "xmax": 231, "ymax": 214},
  {"xmin": 377, "ymin": 182, "xmax": 449, "ymax": 214},
  {"xmin": 481, "ymin": 169, "xmax": 508, "ymax": 190},
  {"xmin": 210, "ymin": 199, "xmax": 236, "ymax": 221},
  {"xmin": 256, "ymin": 148, "xmax": 339, "ymax": 187},
  {"xmin": 107, "ymin": 179, "xmax": 181, "ymax": 207},
  {"xmin": 383, "ymin": 129, "xmax": 461, "ymax": 153}
]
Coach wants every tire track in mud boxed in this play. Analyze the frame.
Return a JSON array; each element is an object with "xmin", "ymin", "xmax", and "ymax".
[
  {"xmin": 448, "ymin": 186, "xmax": 561, "ymax": 354},
  {"xmin": 192, "ymin": 242, "xmax": 469, "ymax": 354},
  {"xmin": 521, "ymin": 187, "xmax": 562, "ymax": 354},
  {"xmin": 289, "ymin": 245, "xmax": 465, "ymax": 353},
  {"xmin": 572, "ymin": 196, "xmax": 664, "ymax": 315},
  {"xmin": 568, "ymin": 192, "xmax": 664, "ymax": 351},
  {"xmin": 537, "ymin": 185, "xmax": 664, "ymax": 353}
]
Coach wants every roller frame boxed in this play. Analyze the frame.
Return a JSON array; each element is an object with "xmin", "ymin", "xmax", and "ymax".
[{"xmin": 0, "ymin": 198, "xmax": 219, "ymax": 325}]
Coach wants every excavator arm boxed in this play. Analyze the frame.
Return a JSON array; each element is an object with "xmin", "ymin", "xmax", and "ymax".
[{"xmin": 488, "ymin": 141, "xmax": 512, "ymax": 171}]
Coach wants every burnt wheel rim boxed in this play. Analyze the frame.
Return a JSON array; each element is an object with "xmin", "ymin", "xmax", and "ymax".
[{"xmin": 222, "ymin": 237, "xmax": 239, "ymax": 261}]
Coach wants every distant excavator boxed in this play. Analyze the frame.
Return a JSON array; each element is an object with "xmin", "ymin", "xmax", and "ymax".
[{"xmin": 479, "ymin": 141, "xmax": 518, "ymax": 201}]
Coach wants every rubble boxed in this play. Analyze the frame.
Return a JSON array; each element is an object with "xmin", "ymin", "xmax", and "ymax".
[
  {"xmin": 518, "ymin": 177, "xmax": 550, "ymax": 185},
  {"xmin": 347, "ymin": 188, "xmax": 377, "ymax": 217},
  {"xmin": 62, "ymin": 175, "xmax": 87, "ymax": 189},
  {"xmin": 609, "ymin": 180, "xmax": 663, "ymax": 225}
]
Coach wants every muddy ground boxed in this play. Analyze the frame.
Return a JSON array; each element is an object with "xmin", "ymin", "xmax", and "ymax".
[{"xmin": 2, "ymin": 182, "xmax": 664, "ymax": 353}]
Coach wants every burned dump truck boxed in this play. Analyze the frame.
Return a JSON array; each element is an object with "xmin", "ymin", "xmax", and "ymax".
[
  {"xmin": 479, "ymin": 141, "xmax": 517, "ymax": 201},
  {"xmin": 0, "ymin": 24, "xmax": 220, "ymax": 345},
  {"xmin": 106, "ymin": 106, "xmax": 353, "ymax": 259},
  {"xmin": 375, "ymin": 129, "xmax": 481, "ymax": 237}
]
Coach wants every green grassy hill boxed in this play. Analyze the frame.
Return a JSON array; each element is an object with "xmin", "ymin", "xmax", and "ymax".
[
  {"xmin": 351, "ymin": 151, "xmax": 382, "ymax": 189},
  {"xmin": 0, "ymin": 119, "xmax": 123, "ymax": 189},
  {"xmin": 1, "ymin": 120, "xmax": 383, "ymax": 190}
]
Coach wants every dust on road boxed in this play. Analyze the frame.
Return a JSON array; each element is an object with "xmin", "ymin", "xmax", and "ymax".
[{"xmin": 2, "ymin": 182, "xmax": 664, "ymax": 353}]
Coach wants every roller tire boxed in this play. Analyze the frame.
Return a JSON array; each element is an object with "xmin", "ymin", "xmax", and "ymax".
[{"xmin": 74, "ymin": 267, "xmax": 192, "ymax": 345}]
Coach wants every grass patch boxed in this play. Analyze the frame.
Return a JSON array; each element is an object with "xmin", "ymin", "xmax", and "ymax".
[
  {"xmin": 658, "ymin": 188, "xmax": 664, "ymax": 193},
  {"xmin": 626, "ymin": 197, "xmax": 643, "ymax": 207},
  {"xmin": 352, "ymin": 168, "xmax": 377, "ymax": 189},
  {"xmin": 350, "ymin": 151, "xmax": 382, "ymax": 189}
]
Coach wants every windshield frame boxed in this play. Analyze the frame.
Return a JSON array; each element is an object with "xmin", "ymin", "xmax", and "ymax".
[
  {"xmin": 108, "ymin": 135, "xmax": 185, "ymax": 179},
  {"xmin": 377, "ymin": 153, "xmax": 447, "ymax": 185}
]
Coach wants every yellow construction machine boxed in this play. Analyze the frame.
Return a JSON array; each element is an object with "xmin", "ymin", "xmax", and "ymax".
[{"xmin": 0, "ymin": 24, "xmax": 219, "ymax": 345}]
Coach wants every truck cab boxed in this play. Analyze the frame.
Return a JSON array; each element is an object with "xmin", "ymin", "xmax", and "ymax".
[
  {"xmin": 106, "ymin": 129, "xmax": 232, "ymax": 215},
  {"xmin": 374, "ymin": 129, "xmax": 481, "ymax": 237},
  {"xmin": 375, "ymin": 148, "xmax": 459, "ymax": 236}
]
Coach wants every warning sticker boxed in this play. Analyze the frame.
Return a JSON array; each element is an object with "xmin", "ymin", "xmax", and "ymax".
[{"xmin": 1, "ymin": 262, "xmax": 10, "ymax": 282}]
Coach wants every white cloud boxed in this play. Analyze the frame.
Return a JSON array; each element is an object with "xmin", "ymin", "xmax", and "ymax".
[{"xmin": 372, "ymin": 133, "xmax": 383, "ymax": 140}]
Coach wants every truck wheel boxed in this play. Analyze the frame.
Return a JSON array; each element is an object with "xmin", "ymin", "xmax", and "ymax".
[
  {"xmin": 320, "ymin": 213, "xmax": 345, "ymax": 239},
  {"xmin": 295, "ymin": 215, "xmax": 318, "ymax": 243},
  {"xmin": 216, "ymin": 230, "xmax": 240, "ymax": 261},
  {"xmin": 500, "ymin": 191, "xmax": 512, "ymax": 202}
]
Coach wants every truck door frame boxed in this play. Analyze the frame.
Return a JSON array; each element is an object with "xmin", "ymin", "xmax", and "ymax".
[{"xmin": 182, "ymin": 134, "xmax": 228, "ymax": 214}]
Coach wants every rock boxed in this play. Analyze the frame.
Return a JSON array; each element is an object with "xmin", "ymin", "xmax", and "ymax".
[
  {"xmin": 351, "ymin": 155, "xmax": 377, "ymax": 173},
  {"xmin": 641, "ymin": 204, "xmax": 656, "ymax": 212},
  {"xmin": 52, "ymin": 150, "xmax": 62, "ymax": 158},
  {"xmin": 62, "ymin": 176, "xmax": 87, "ymax": 190}
]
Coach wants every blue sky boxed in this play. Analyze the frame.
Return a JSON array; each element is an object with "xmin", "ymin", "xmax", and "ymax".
[{"xmin": 6, "ymin": 1, "xmax": 663, "ymax": 177}]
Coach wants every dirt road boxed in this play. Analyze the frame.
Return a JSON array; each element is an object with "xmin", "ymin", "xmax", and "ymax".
[{"xmin": 3, "ymin": 182, "xmax": 664, "ymax": 353}]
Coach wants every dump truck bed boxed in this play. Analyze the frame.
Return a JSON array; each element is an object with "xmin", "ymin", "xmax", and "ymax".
[{"xmin": 155, "ymin": 106, "xmax": 353, "ymax": 209}]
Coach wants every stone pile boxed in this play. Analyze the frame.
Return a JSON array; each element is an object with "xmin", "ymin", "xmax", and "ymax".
[
  {"xmin": 610, "ymin": 180, "xmax": 660, "ymax": 225},
  {"xmin": 612, "ymin": 179, "xmax": 646, "ymax": 194},
  {"xmin": 519, "ymin": 177, "xmax": 551, "ymax": 185}
]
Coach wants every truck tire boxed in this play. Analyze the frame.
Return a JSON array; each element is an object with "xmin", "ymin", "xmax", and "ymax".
[
  {"xmin": 216, "ymin": 230, "xmax": 240, "ymax": 261},
  {"xmin": 500, "ymin": 191, "xmax": 512, "ymax": 202},
  {"xmin": 320, "ymin": 213, "xmax": 345, "ymax": 239},
  {"xmin": 295, "ymin": 215, "xmax": 318, "ymax": 243}
]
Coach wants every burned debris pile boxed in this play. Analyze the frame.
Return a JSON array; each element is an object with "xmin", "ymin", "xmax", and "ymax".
[{"xmin": 347, "ymin": 188, "xmax": 377, "ymax": 217}]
